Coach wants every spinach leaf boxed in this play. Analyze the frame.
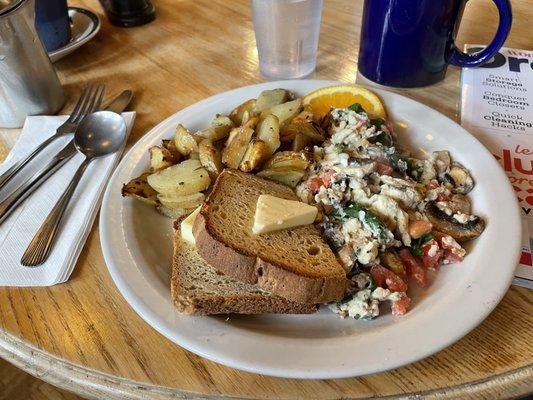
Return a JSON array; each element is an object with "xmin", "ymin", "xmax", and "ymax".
[
  {"xmin": 420, "ymin": 231, "xmax": 436, "ymax": 243},
  {"xmin": 369, "ymin": 118, "xmax": 385, "ymax": 131},
  {"xmin": 411, "ymin": 246, "xmax": 424, "ymax": 256},
  {"xmin": 348, "ymin": 103, "xmax": 365, "ymax": 113},
  {"xmin": 342, "ymin": 202, "xmax": 391, "ymax": 244},
  {"xmin": 368, "ymin": 275, "xmax": 377, "ymax": 291},
  {"xmin": 411, "ymin": 231, "xmax": 436, "ymax": 256},
  {"xmin": 387, "ymin": 152, "xmax": 408, "ymax": 173},
  {"xmin": 370, "ymin": 132, "xmax": 393, "ymax": 147}
]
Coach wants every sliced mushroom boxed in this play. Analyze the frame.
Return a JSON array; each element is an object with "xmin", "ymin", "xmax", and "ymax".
[
  {"xmin": 419, "ymin": 159, "xmax": 437, "ymax": 184},
  {"xmin": 321, "ymin": 221, "xmax": 344, "ymax": 253},
  {"xmin": 444, "ymin": 162, "xmax": 474, "ymax": 194},
  {"xmin": 425, "ymin": 201, "xmax": 485, "ymax": 242},
  {"xmin": 337, "ymin": 246, "xmax": 357, "ymax": 273},
  {"xmin": 448, "ymin": 194, "xmax": 471, "ymax": 214},
  {"xmin": 433, "ymin": 151, "xmax": 451, "ymax": 178}
]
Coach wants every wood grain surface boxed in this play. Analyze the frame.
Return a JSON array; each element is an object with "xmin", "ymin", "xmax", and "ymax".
[{"xmin": 0, "ymin": 0, "xmax": 532, "ymax": 399}]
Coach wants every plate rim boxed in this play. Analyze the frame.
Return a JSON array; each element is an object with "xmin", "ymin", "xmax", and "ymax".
[{"xmin": 100, "ymin": 79, "xmax": 522, "ymax": 379}]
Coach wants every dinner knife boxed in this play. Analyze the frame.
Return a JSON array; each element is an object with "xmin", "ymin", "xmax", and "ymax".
[{"xmin": 0, "ymin": 90, "xmax": 133, "ymax": 225}]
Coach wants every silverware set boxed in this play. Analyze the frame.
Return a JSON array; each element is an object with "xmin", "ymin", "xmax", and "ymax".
[{"xmin": 0, "ymin": 84, "xmax": 133, "ymax": 266}]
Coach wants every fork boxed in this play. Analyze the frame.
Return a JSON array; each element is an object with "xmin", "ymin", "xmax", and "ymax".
[{"xmin": 0, "ymin": 84, "xmax": 105, "ymax": 192}]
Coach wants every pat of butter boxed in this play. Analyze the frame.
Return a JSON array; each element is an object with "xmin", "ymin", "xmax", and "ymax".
[
  {"xmin": 181, "ymin": 205, "xmax": 202, "ymax": 246},
  {"xmin": 252, "ymin": 194, "xmax": 317, "ymax": 235}
]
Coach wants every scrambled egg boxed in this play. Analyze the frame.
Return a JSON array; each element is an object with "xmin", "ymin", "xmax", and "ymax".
[{"xmin": 297, "ymin": 105, "xmax": 479, "ymax": 320}]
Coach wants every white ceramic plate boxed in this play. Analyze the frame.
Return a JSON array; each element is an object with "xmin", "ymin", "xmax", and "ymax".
[
  {"xmin": 100, "ymin": 80, "xmax": 521, "ymax": 379},
  {"xmin": 49, "ymin": 7, "xmax": 100, "ymax": 63}
]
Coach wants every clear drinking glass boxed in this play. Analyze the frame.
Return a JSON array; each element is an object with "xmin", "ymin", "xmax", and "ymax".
[{"xmin": 251, "ymin": 0, "xmax": 323, "ymax": 79}]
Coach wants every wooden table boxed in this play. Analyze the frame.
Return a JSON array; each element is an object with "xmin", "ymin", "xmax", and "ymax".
[{"xmin": 0, "ymin": 0, "xmax": 532, "ymax": 399}]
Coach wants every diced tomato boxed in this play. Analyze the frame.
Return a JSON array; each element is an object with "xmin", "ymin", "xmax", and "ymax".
[
  {"xmin": 421, "ymin": 254, "xmax": 442, "ymax": 270},
  {"xmin": 434, "ymin": 232, "xmax": 447, "ymax": 246},
  {"xmin": 436, "ymin": 191, "xmax": 451, "ymax": 202},
  {"xmin": 306, "ymin": 170, "xmax": 334, "ymax": 192},
  {"xmin": 306, "ymin": 177, "xmax": 324, "ymax": 192},
  {"xmin": 391, "ymin": 293, "xmax": 411, "ymax": 316},
  {"xmin": 398, "ymin": 249, "xmax": 428, "ymax": 288},
  {"xmin": 420, "ymin": 240, "xmax": 443, "ymax": 270},
  {"xmin": 434, "ymin": 232, "xmax": 465, "ymax": 264},
  {"xmin": 375, "ymin": 161, "xmax": 393, "ymax": 176},
  {"xmin": 408, "ymin": 219, "xmax": 433, "ymax": 239},
  {"xmin": 443, "ymin": 249, "xmax": 464, "ymax": 263},
  {"xmin": 321, "ymin": 170, "xmax": 335, "ymax": 187},
  {"xmin": 434, "ymin": 232, "xmax": 459, "ymax": 249},
  {"xmin": 370, "ymin": 265, "xmax": 408, "ymax": 292},
  {"xmin": 434, "ymin": 232, "xmax": 460, "ymax": 252},
  {"xmin": 427, "ymin": 180, "xmax": 440, "ymax": 190}
]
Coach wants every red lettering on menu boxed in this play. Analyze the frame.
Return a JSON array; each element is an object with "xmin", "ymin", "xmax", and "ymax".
[
  {"xmin": 515, "ymin": 145, "xmax": 533, "ymax": 156},
  {"xmin": 526, "ymin": 189, "xmax": 533, "ymax": 206},
  {"xmin": 494, "ymin": 149, "xmax": 533, "ymax": 175},
  {"xmin": 516, "ymin": 158, "xmax": 533, "ymax": 175},
  {"xmin": 495, "ymin": 149, "xmax": 513, "ymax": 172},
  {"xmin": 520, "ymin": 250, "xmax": 532, "ymax": 267}
]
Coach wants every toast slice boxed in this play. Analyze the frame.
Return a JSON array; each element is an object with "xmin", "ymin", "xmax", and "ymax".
[
  {"xmin": 171, "ymin": 222, "xmax": 317, "ymax": 315},
  {"xmin": 193, "ymin": 169, "xmax": 348, "ymax": 304}
]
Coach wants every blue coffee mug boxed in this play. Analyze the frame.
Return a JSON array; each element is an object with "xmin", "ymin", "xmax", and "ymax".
[
  {"xmin": 35, "ymin": 0, "xmax": 71, "ymax": 52},
  {"xmin": 358, "ymin": 0, "xmax": 512, "ymax": 88}
]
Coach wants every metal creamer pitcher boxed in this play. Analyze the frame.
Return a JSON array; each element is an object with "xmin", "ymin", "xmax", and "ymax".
[{"xmin": 0, "ymin": 0, "xmax": 64, "ymax": 128}]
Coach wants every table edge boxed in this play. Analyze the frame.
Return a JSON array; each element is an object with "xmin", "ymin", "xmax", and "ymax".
[{"xmin": 0, "ymin": 330, "xmax": 531, "ymax": 400}]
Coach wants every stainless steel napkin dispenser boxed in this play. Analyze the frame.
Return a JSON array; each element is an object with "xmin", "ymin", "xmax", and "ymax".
[{"xmin": 0, "ymin": 0, "xmax": 64, "ymax": 128}]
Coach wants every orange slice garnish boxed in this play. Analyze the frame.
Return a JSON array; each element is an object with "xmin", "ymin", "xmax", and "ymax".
[{"xmin": 302, "ymin": 84, "xmax": 387, "ymax": 119}]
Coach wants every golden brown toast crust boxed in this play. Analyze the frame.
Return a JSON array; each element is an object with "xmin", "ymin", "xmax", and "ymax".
[
  {"xmin": 171, "ymin": 222, "xmax": 317, "ymax": 315},
  {"xmin": 193, "ymin": 169, "xmax": 348, "ymax": 304}
]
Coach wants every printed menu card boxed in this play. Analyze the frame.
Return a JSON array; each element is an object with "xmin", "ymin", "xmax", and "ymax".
[{"xmin": 461, "ymin": 45, "xmax": 533, "ymax": 288}]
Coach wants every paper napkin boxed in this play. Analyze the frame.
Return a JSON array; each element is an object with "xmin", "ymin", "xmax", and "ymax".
[{"xmin": 0, "ymin": 112, "xmax": 135, "ymax": 286}]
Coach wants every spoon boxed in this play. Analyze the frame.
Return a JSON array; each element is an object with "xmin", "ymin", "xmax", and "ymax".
[{"xmin": 21, "ymin": 111, "xmax": 127, "ymax": 267}]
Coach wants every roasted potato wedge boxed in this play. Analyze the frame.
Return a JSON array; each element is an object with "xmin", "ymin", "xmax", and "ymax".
[
  {"xmin": 242, "ymin": 115, "xmax": 260, "ymax": 129},
  {"xmin": 157, "ymin": 192, "xmax": 205, "ymax": 209},
  {"xmin": 149, "ymin": 146, "xmax": 173, "ymax": 172},
  {"xmin": 291, "ymin": 110, "xmax": 314, "ymax": 124},
  {"xmin": 263, "ymin": 151, "xmax": 310, "ymax": 171},
  {"xmin": 174, "ymin": 124, "xmax": 199, "ymax": 156},
  {"xmin": 262, "ymin": 98, "xmax": 302, "ymax": 126},
  {"xmin": 239, "ymin": 139, "xmax": 269, "ymax": 172},
  {"xmin": 121, "ymin": 173, "xmax": 159, "ymax": 205},
  {"xmin": 300, "ymin": 123, "xmax": 325, "ymax": 142},
  {"xmin": 229, "ymin": 98, "xmax": 257, "ymax": 126},
  {"xmin": 161, "ymin": 139, "xmax": 182, "ymax": 164},
  {"xmin": 196, "ymin": 115, "xmax": 234, "ymax": 142},
  {"xmin": 211, "ymin": 114, "xmax": 234, "ymax": 137},
  {"xmin": 147, "ymin": 159, "xmax": 211, "ymax": 196},
  {"xmin": 199, "ymin": 138, "xmax": 222, "ymax": 178},
  {"xmin": 222, "ymin": 126, "xmax": 254, "ymax": 168},
  {"xmin": 281, "ymin": 121, "xmax": 325, "ymax": 143},
  {"xmin": 254, "ymin": 89, "xmax": 292, "ymax": 113},
  {"xmin": 256, "ymin": 114, "xmax": 280, "ymax": 157},
  {"xmin": 256, "ymin": 168, "xmax": 305, "ymax": 188},
  {"xmin": 241, "ymin": 110, "xmax": 252, "ymax": 125},
  {"xmin": 155, "ymin": 204, "xmax": 193, "ymax": 219},
  {"xmin": 292, "ymin": 133, "xmax": 313, "ymax": 151}
]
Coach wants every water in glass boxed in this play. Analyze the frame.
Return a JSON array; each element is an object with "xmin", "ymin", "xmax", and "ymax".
[{"xmin": 251, "ymin": 0, "xmax": 323, "ymax": 79}]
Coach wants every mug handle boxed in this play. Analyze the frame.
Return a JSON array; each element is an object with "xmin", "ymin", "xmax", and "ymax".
[{"xmin": 449, "ymin": 0, "xmax": 512, "ymax": 67}]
